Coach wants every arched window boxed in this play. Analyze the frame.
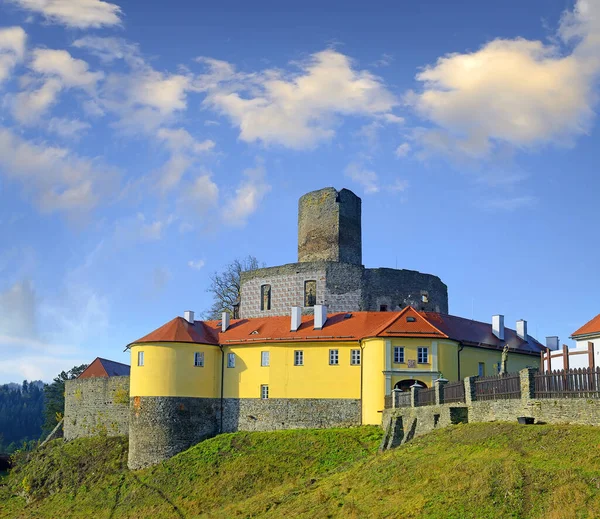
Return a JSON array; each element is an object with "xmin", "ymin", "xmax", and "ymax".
[
  {"xmin": 394, "ymin": 379, "xmax": 428, "ymax": 391},
  {"xmin": 260, "ymin": 284, "xmax": 271, "ymax": 311},
  {"xmin": 304, "ymin": 280, "xmax": 316, "ymax": 307}
]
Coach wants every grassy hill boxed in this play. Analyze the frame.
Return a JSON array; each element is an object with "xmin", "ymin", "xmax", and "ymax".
[{"xmin": 1, "ymin": 423, "xmax": 600, "ymax": 518}]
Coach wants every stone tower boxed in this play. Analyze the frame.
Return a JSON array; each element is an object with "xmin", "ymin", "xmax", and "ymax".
[{"xmin": 298, "ymin": 187, "xmax": 362, "ymax": 265}]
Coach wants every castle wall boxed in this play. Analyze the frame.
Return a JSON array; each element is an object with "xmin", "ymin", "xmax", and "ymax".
[
  {"xmin": 64, "ymin": 376, "xmax": 130, "ymax": 440},
  {"xmin": 362, "ymin": 268, "xmax": 448, "ymax": 314}
]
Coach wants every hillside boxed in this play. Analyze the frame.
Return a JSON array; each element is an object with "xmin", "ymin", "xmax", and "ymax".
[{"xmin": 1, "ymin": 423, "xmax": 600, "ymax": 518}]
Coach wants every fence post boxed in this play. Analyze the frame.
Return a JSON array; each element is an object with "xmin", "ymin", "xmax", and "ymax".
[
  {"xmin": 464, "ymin": 376, "xmax": 477, "ymax": 405},
  {"xmin": 391, "ymin": 388, "xmax": 401, "ymax": 409},
  {"xmin": 435, "ymin": 379, "xmax": 448, "ymax": 405},
  {"xmin": 519, "ymin": 367, "xmax": 537, "ymax": 403},
  {"xmin": 411, "ymin": 386, "xmax": 420, "ymax": 408}
]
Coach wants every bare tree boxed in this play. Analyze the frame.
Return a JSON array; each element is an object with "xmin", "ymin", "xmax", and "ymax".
[{"xmin": 204, "ymin": 255, "xmax": 263, "ymax": 320}]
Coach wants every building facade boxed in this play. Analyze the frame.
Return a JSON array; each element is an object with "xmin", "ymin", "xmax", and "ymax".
[
  {"xmin": 125, "ymin": 306, "xmax": 543, "ymax": 468},
  {"xmin": 238, "ymin": 187, "xmax": 449, "ymax": 318}
]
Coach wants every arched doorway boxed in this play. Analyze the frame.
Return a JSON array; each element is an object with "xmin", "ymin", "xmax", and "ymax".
[{"xmin": 394, "ymin": 379, "xmax": 428, "ymax": 392}]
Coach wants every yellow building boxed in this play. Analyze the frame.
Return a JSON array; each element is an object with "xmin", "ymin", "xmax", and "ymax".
[{"xmin": 128, "ymin": 306, "xmax": 542, "ymax": 429}]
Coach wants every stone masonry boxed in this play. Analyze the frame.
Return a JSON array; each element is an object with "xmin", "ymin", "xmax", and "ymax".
[
  {"xmin": 239, "ymin": 186, "xmax": 448, "ymax": 319},
  {"xmin": 64, "ymin": 376, "xmax": 130, "ymax": 440}
]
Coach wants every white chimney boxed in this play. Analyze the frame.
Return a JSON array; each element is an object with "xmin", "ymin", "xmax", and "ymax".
[
  {"xmin": 492, "ymin": 315, "xmax": 505, "ymax": 340},
  {"xmin": 314, "ymin": 304, "xmax": 328, "ymax": 330},
  {"xmin": 546, "ymin": 336, "xmax": 559, "ymax": 351},
  {"xmin": 516, "ymin": 319, "xmax": 528, "ymax": 340},
  {"xmin": 222, "ymin": 311, "xmax": 230, "ymax": 332},
  {"xmin": 291, "ymin": 306, "xmax": 302, "ymax": 332},
  {"xmin": 184, "ymin": 310, "xmax": 194, "ymax": 324}
]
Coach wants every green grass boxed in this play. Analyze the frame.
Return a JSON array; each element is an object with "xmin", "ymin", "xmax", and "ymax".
[{"xmin": 1, "ymin": 423, "xmax": 600, "ymax": 518}]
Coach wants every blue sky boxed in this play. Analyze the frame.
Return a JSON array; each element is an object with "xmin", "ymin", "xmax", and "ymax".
[{"xmin": 0, "ymin": 0, "xmax": 598, "ymax": 383}]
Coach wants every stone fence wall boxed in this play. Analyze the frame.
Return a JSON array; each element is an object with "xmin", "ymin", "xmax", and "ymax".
[
  {"xmin": 381, "ymin": 368, "xmax": 600, "ymax": 450},
  {"xmin": 64, "ymin": 376, "xmax": 130, "ymax": 440}
]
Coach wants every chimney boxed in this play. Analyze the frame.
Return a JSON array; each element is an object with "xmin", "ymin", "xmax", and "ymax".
[
  {"xmin": 291, "ymin": 306, "xmax": 302, "ymax": 332},
  {"xmin": 492, "ymin": 315, "xmax": 504, "ymax": 340},
  {"xmin": 516, "ymin": 319, "xmax": 528, "ymax": 340},
  {"xmin": 222, "ymin": 311, "xmax": 230, "ymax": 332},
  {"xmin": 546, "ymin": 336, "xmax": 559, "ymax": 351},
  {"xmin": 184, "ymin": 310, "xmax": 194, "ymax": 324},
  {"xmin": 314, "ymin": 304, "xmax": 328, "ymax": 330}
]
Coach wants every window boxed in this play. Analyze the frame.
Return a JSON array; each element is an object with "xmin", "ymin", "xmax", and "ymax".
[
  {"xmin": 394, "ymin": 347, "xmax": 405, "ymax": 364},
  {"xmin": 137, "ymin": 351, "xmax": 144, "ymax": 367},
  {"xmin": 417, "ymin": 347, "xmax": 428, "ymax": 364},
  {"xmin": 294, "ymin": 350, "xmax": 304, "ymax": 366},
  {"xmin": 261, "ymin": 384, "xmax": 269, "ymax": 399},
  {"xmin": 350, "ymin": 349, "xmax": 361, "ymax": 365},
  {"xmin": 406, "ymin": 316, "xmax": 416, "ymax": 322},
  {"xmin": 478, "ymin": 362, "xmax": 485, "ymax": 377},
  {"xmin": 379, "ymin": 305, "xmax": 388, "ymax": 312},
  {"xmin": 304, "ymin": 280, "xmax": 316, "ymax": 307},
  {"xmin": 194, "ymin": 352, "xmax": 204, "ymax": 367},
  {"xmin": 261, "ymin": 351, "xmax": 270, "ymax": 367},
  {"xmin": 421, "ymin": 294, "xmax": 429, "ymax": 303},
  {"xmin": 227, "ymin": 353, "xmax": 235, "ymax": 368},
  {"xmin": 329, "ymin": 349, "xmax": 339, "ymax": 365},
  {"xmin": 260, "ymin": 284, "xmax": 271, "ymax": 311}
]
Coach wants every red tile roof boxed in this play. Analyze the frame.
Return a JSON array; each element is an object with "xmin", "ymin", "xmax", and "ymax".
[
  {"xmin": 571, "ymin": 313, "xmax": 600, "ymax": 338},
  {"xmin": 129, "ymin": 307, "xmax": 544, "ymax": 355}
]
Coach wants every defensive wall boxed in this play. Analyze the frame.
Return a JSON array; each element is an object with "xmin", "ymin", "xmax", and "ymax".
[
  {"xmin": 381, "ymin": 368, "xmax": 600, "ymax": 450},
  {"xmin": 64, "ymin": 376, "xmax": 130, "ymax": 440}
]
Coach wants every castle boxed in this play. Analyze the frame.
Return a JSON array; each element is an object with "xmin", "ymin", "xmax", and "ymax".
[{"xmin": 63, "ymin": 187, "xmax": 545, "ymax": 470}]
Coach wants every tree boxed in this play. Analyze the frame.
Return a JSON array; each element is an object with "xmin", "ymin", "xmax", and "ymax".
[
  {"xmin": 205, "ymin": 255, "xmax": 263, "ymax": 320},
  {"xmin": 42, "ymin": 364, "xmax": 88, "ymax": 436}
]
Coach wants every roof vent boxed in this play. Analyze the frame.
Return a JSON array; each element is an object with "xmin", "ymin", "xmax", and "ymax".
[
  {"xmin": 492, "ymin": 315, "xmax": 505, "ymax": 340},
  {"xmin": 516, "ymin": 319, "xmax": 527, "ymax": 341},
  {"xmin": 184, "ymin": 310, "xmax": 194, "ymax": 324},
  {"xmin": 250, "ymin": 330, "xmax": 259, "ymax": 335},
  {"xmin": 344, "ymin": 313, "xmax": 352, "ymax": 319},
  {"xmin": 406, "ymin": 316, "xmax": 416, "ymax": 323},
  {"xmin": 222, "ymin": 311, "xmax": 230, "ymax": 332}
]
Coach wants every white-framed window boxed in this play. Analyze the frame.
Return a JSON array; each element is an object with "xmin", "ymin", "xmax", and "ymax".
[
  {"xmin": 394, "ymin": 347, "xmax": 405, "ymax": 364},
  {"xmin": 261, "ymin": 384, "xmax": 269, "ymax": 399},
  {"xmin": 194, "ymin": 352, "xmax": 204, "ymax": 367},
  {"xmin": 350, "ymin": 349, "xmax": 361, "ymax": 365},
  {"xmin": 137, "ymin": 351, "xmax": 144, "ymax": 367},
  {"xmin": 417, "ymin": 347, "xmax": 429, "ymax": 364},
  {"xmin": 329, "ymin": 349, "xmax": 339, "ymax": 365},
  {"xmin": 294, "ymin": 350, "xmax": 304, "ymax": 366},
  {"xmin": 478, "ymin": 362, "xmax": 485, "ymax": 377},
  {"xmin": 227, "ymin": 352, "xmax": 235, "ymax": 368},
  {"xmin": 261, "ymin": 351, "xmax": 270, "ymax": 367}
]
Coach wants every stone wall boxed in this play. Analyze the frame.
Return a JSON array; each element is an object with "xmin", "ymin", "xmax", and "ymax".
[
  {"xmin": 64, "ymin": 376, "xmax": 130, "ymax": 440},
  {"xmin": 239, "ymin": 261, "xmax": 447, "ymax": 318},
  {"xmin": 128, "ymin": 396, "xmax": 219, "ymax": 469},
  {"xmin": 221, "ymin": 398, "xmax": 361, "ymax": 432}
]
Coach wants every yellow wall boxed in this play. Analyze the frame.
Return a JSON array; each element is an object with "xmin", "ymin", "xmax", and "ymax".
[
  {"xmin": 459, "ymin": 346, "xmax": 539, "ymax": 378},
  {"xmin": 361, "ymin": 338, "xmax": 384, "ymax": 425},
  {"xmin": 129, "ymin": 342, "xmax": 221, "ymax": 397},
  {"xmin": 222, "ymin": 342, "xmax": 361, "ymax": 399}
]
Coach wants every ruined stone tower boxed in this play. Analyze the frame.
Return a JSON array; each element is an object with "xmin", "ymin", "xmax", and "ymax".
[
  {"xmin": 239, "ymin": 187, "xmax": 448, "ymax": 318},
  {"xmin": 298, "ymin": 187, "xmax": 362, "ymax": 265}
]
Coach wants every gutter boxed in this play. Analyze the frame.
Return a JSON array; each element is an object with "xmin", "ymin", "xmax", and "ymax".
[
  {"xmin": 219, "ymin": 345, "xmax": 225, "ymax": 434},
  {"xmin": 457, "ymin": 343, "xmax": 464, "ymax": 380},
  {"xmin": 359, "ymin": 341, "xmax": 364, "ymax": 426}
]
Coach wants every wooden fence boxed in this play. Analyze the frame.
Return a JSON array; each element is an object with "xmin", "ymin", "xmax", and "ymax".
[
  {"xmin": 534, "ymin": 368, "xmax": 600, "ymax": 398},
  {"xmin": 443, "ymin": 381, "xmax": 466, "ymax": 403},
  {"xmin": 474, "ymin": 373, "xmax": 521, "ymax": 401},
  {"xmin": 416, "ymin": 387, "xmax": 436, "ymax": 407}
]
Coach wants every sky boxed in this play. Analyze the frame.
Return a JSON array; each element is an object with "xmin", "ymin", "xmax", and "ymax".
[{"xmin": 0, "ymin": 0, "xmax": 599, "ymax": 383}]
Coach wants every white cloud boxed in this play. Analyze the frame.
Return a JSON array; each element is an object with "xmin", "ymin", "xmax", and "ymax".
[
  {"xmin": 188, "ymin": 259, "xmax": 205, "ymax": 270},
  {"xmin": 411, "ymin": 0, "xmax": 600, "ymax": 159},
  {"xmin": 7, "ymin": 0, "xmax": 122, "ymax": 28},
  {"xmin": 0, "ymin": 26, "xmax": 26, "ymax": 84},
  {"xmin": 222, "ymin": 160, "xmax": 271, "ymax": 226},
  {"xmin": 0, "ymin": 126, "xmax": 117, "ymax": 213},
  {"xmin": 395, "ymin": 142, "xmax": 411, "ymax": 157},
  {"xmin": 157, "ymin": 127, "xmax": 215, "ymax": 154},
  {"xmin": 478, "ymin": 195, "xmax": 537, "ymax": 212},
  {"xmin": 344, "ymin": 162, "xmax": 380, "ymax": 194},
  {"xmin": 197, "ymin": 49, "xmax": 397, "ymax": 149},
  {"xmin": 47, "ymin": 117, "xmax": 91, "ymax": 139},
  {"xmin": 389, "ymin": 179, "xmax": 409, "ymax": 192}
]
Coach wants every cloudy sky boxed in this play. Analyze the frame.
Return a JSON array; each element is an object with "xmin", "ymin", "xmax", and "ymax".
[{"xmin": 0, "ymin": 0, "xmax": 599, "ymax": 382}]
